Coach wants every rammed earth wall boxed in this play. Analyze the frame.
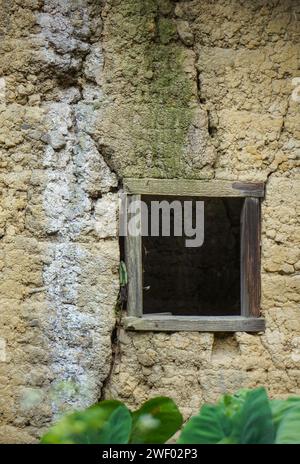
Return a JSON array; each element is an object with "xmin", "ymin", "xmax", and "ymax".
[{"xmin": 0, "ymin": 0, "xmax": 299, "ymax": 443}]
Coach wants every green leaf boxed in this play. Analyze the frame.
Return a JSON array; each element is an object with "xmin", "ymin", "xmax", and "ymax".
[
  {"xmin": 218, "ymin": 436, "xmax": 238, "ymax": 444},
  {"xmin": 220, "ymin": 390, "xmax": 248, "ymax": 419},
  {"xmin": 93, "ymin": 405, "xmax": 132, "ymax": 444},
  {"xmin": 178, "ymin": 388, "xmax": 275, "ymax": 444},
  {"xmin": 275, "ymin": 406, "xmax": 300, "ymax": 444},
  {"xmin": 130, "ymin": 397, "xmax": 182, "ymax": 444},
  {"xmin": 41, "ymin": 400, "xmax": 131, "ymax": 444},
  {"xmin": 178, "ymin": 404, "xmax": 232, "ymax": 444},
  {"xmin": 233, "ymin": 387, "xmax": 275, "ymax": 444},
  {"xmin": 271, "ymin": 398, "xmax": 300, "ymax": 429}
]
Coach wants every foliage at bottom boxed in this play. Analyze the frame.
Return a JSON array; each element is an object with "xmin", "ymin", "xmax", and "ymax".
[{"xmin": 41, "ymin": 388, "xmax": 300, "ymax": 444}]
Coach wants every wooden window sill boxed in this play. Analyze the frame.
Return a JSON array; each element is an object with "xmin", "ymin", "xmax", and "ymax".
[{"xmin": 123, "ymin": 315, "xmax": 265, "ymax": 332}]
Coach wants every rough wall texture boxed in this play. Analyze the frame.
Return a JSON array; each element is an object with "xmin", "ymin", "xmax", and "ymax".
[
  {"xmin": 0, "ymin": 0, "xmax": 299, "ymax": 443},
  {"xmin": 102, "ymin": 0, "xmax": 300, "ymax": 421},
  {"xmin": 0, "ymin": 0, "xmax": 119, "ymax": 443}
]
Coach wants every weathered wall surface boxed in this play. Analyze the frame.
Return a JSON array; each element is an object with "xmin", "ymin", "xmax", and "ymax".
[
  {"xmin": 102, "ymin": 0, "xmax": 300, "ymax": 422},
  {"xmin": 0, "ymin": 0, "xmax": 119, "ymax": 443},
  {"xmin": 0, "ymin": 0, "xmax": 299, "ymax": 443}
]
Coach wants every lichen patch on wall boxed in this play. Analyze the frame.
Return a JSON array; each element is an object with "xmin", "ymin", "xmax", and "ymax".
[
  {"xmin": 0, "ymin": 0, "xmax": 119, "ymax": 442},
  {"xmin": 38, "ymin": 0, "xmax": 120, "ymax": 416}
]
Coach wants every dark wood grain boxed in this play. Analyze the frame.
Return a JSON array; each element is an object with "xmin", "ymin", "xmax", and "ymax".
[
  {"xmin": 125, "ymin": 194, "xmax": 143, "ymax": 317},
  {"xmin": 241, "ymin": 197, "xmax": 261, "ymax": 317}
]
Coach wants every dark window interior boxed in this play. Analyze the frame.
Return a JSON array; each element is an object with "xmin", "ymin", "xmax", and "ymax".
[{"xmin": 142, "ymin": 195, "xmax": 243, "ymax": 316}]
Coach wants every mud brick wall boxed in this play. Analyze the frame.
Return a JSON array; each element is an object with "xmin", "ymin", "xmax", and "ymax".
[{"xmin": 0, "ymin": 0, "xmax": 299, "ymax": 443}]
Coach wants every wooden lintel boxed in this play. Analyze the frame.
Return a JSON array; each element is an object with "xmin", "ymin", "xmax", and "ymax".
[{"xmin": 123, "ymin": 178, "xmax": 265, "ymax": 198}]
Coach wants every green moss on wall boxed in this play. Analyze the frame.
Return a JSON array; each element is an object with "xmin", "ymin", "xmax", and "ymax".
[
  {"xmin": 102, "ymin": 0, "xmax": 196, "ymax": 178},
  {"xmin": 157, "ymin": 17, "xmax": 177, "ymax": 44}
]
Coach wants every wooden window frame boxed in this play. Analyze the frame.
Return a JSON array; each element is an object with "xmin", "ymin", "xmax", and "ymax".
[{"xmin": 123, "ymin": 178, "xmax": 265, "ymax": 333}]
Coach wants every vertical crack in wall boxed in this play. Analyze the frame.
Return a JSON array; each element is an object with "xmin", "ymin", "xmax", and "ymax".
[{"xmin": 37, "ymin": 0, "xmax": 119, "ymax": 417}]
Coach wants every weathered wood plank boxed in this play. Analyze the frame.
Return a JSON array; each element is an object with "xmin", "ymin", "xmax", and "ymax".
[
  {"xmin": 123, "ymin": 178, "xmax": 265, "ymax": 198},
  {"xmin": 232, "ymin": 182, "xmax": 265, "ymax": 196},
  {"xmin": 124, "ymin": 316, "xmax": 265, "ymax": 332},
  {"xmin": 241, "ymin": 197, "xmax": 261, "ymax": 317},
  {"xmin": 145, "ymin": 312, "xmax": 172, "ymax": 316},
  {"xmin": 125, "ymin": 194, "xmax": 143, "ymax": 317}
]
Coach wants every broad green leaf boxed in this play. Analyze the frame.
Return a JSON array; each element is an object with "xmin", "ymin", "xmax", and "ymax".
[
  {"xmin": 220, "ymin": 390, "xmax": 248, "ymax": 419},
  {"xmin": 178, "ymin": 389, "xmax": 250, "ymax": 444},
  {"xmin": 41, "ymin": 400, "xmax": 131, "ymax": 444},
  {"xmin": 91, "ymin": 405, "xmax": 132, "ymax": 444},
  {"xmin": 130, "ymin": 397, "xmax": 182, "ymax": 444},
  {"xmin": 233, "ymin": 387, "xmax": 275, "ymax": 444},
  {"xmin": 271, "ymin": 398, "xmax": 300, "ymax": 429},
  {"xmin": 178, "ymin": 388, "xmax": 275, "ymax": 444},
  {"xmin": 218, "ymin": 436, "xmax": 238, "ymax": 444},
  {"xmin": 177, "ymin": 404, "xmax": 232, "ymax": 444},
  {"xmin": 275, "ymin": 406, "xmax": 300, "ymax": 444}
]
